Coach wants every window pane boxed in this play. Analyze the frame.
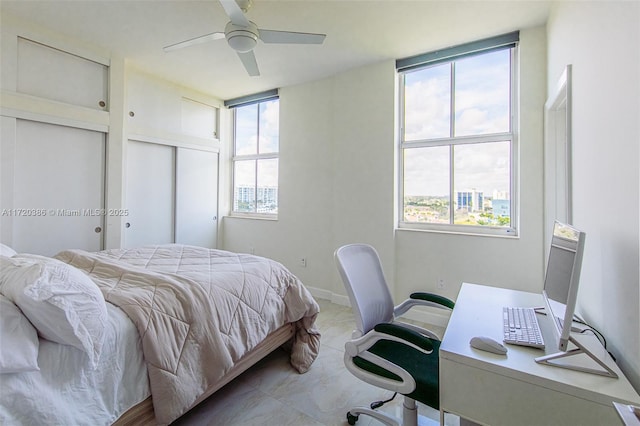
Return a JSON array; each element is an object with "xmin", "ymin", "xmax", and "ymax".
[
  {"xmin": 403, "ymin": 146, "xmax": 450, "ymax": 223},
  {"xmin": 234, "ymin": 160, "xmax": 255, "ymax": 212},
  {"xmin": 257, "ymin": 158, "xmax": 278, "ymax": 214},
  {"xmin": 259, "ymin": 100, "xmax": 279, "ymax": 154},
  {"xmin": 453, "ymin": 141, "xmax": 510, "ymax": 226},
  {"xmin": 235, "ymin": 104, "xmax": 257, "ymax": 155},
  {"xmin": 454, "ymin": 49, "xmax": 510, "ymax": 137},
  {"xmin": 404, "ymin": 64, "xmax": 451, "ymax": 141}
]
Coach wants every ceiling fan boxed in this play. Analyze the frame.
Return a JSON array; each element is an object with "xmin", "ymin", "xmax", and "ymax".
[{"xmin": 163, "ymin": 0, "xmax": 326, "ymax": 77}]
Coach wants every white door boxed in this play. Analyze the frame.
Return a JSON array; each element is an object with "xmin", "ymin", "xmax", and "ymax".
[
  {"xmin": 175, "ymin": 148, "xmax": 218, "ymax": 248},
  {"xmin": 17, "ymin": 38, "xmax": 108, "ymax": 110},
  {"xmin": 12, "ymin": 120, "xmax": 105, "ymax": 256},
  {"xmin": 125, "ymin": 140, "xmax": 175, "ymax": 248}
]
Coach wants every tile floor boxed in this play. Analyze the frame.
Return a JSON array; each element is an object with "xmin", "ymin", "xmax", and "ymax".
[{"xmin": 174, "ymin": 299, "xmax": 459, "ymax": 426}]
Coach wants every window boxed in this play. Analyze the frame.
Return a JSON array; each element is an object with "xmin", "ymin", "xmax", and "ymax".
[
  {"xmin": 230, "ymin": 96, "xmax": 279, "ymax": 215},
  {"xmin": 398, "ymin": 32, "xmax": 518, "ymax": 235}
]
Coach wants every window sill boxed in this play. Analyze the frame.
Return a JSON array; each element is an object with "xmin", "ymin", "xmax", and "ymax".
[
  {"xmin": 227, "ymin": 213, "xmax": 278, "ymax": 221},
  {"xmin": 396, "ymin": 224, "xmax": 518, "ymax": 239}
]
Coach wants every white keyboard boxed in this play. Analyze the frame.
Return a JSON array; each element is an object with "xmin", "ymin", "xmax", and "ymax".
[{"xmin": 503, "ymin": 307, "xmax": 545, "ymax": 349}]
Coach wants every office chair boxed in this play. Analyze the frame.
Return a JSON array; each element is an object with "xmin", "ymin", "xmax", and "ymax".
[{"xmin": 334, "ymin": 244, "xmax": 455, "ymax": 426}]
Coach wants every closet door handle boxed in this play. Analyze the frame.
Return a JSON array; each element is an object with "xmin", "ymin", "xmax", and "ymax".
[
  {"xmin": 94, "ymin": 226, "xmax": 102, "ymax": 233},
  {"xmin": 125, "ymin": 222, "xmax": 131, "ymax": 228}
]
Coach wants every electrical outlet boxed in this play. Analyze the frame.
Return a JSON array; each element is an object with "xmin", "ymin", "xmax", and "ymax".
[
  {"xmin": 299, "ymin": 257, "xmax": 307, "ymax": 267},
  {"xmin": 436, "ymin": 279, "xmax": 445, "ymax": 289}
]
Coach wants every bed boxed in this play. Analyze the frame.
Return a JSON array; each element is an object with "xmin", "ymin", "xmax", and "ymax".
[{"xmin": 0, "ymin": 243, "xmax": 321, "ymax": 425}]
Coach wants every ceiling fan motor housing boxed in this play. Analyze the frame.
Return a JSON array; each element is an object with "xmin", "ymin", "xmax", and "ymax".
[{"xmin": 225, "ymin": 21, "xmax": 258, "ymax": 52}]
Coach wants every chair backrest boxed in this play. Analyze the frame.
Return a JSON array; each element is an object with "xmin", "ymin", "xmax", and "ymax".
[{"xmin": 334, "ymin": 244, "xmax": 395, "ymax": 336}]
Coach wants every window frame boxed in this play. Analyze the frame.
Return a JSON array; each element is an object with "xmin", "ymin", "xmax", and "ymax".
[
  {"xmin": 397, "ymin": 43, "xmax": 519, "ymax": 237},
  {"xmin": 230, "ymin": 97, "xmax": 280, "ymax": 218}
]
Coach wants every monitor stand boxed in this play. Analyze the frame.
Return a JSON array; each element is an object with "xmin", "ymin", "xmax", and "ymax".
[{"xmin": 535, "ymin": 333, "xmax": 618, "ymax": 378}]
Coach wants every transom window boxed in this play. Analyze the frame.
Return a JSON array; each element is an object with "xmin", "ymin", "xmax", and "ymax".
[
  {"xmin": 230, "ymin": 96, "xmax": 279, "ymax": 215},
  {"xmin": 398, "ymin": 33, "xmax": 518, "ymax": 236}
]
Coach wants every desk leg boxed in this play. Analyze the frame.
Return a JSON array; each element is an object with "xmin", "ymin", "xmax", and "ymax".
[{"xmin": 441, "ymin": 409, "xmax": 482, "ymax": 426}]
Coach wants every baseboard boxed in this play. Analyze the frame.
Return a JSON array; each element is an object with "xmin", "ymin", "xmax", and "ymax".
[{"xmin": 307, "ymin": 286, "xmax": 451, "ymax": 329}]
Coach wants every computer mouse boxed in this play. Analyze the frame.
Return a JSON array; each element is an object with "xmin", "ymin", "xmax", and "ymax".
[{"xmin": 469, "ymin": 336, "xmax": 508, "ymax": 355}]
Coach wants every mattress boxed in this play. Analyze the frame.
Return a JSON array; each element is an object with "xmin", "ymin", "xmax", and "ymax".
[
  {"xmin": 0, "ymin": 303, "xmax": 150, "ymax": 426},
  {"xmin": 54, "ymin": 244, "xmax": 321, "ymax": 425}
]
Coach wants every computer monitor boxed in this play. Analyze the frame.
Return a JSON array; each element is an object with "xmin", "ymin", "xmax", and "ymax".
[
  {"xmin": 535, "ymin": 220, "xmax": 618, "ymax": 378},
  {"xmin": 540, "ymin": 221, "xmax": 586, "ymax": 351}
]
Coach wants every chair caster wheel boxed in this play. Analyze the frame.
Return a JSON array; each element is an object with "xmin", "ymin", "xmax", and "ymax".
[{"xmin": 346, "ymin": 412, "xmax": 359, "ymax": 425}]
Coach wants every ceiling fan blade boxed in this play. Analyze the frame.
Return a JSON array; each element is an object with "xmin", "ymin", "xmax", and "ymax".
[
  {"xmin": 163, "ymin": 32, "xmax": 225, "ymax": 52},
  {"xmin": 219, "ymin": 0, "xmax": 250, "ymax": 27},
  {"xmin": 237, "ymin": 51, "xmax": 260, "ymax": 76},
  {"xmin": 258, "ymin": 29, "xmax": 326, "ymax": 45}
]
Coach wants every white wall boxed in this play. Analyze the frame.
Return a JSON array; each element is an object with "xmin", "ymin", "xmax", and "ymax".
[
  {"xmin": 330, "ymin": 61, "xmax": 397, "ymax": 296},
  {"xmin": 222, "ymin": 60, "xmax": 397, "ymax": 295},
  {"xmin": 547, "ymin": 0, "xmax": 640, "ymax": 391},
  {"xmin": 222, "ymin": 26, "xmax": 548, "ymax": 325}
]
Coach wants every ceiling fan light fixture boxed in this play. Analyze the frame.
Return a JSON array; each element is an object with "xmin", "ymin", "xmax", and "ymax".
[
  {"xmin": 227, "ymin": 31, "xmax": 257, "ymax": 52},
  {"xmin": 225, "ymin": 21, "xmax": 259, "ymax": 52}
]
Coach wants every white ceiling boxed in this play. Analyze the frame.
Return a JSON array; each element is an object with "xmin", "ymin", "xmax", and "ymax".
[{"xmin": 1, "ymin": 0, "xmax": 551, "ymax": 100}]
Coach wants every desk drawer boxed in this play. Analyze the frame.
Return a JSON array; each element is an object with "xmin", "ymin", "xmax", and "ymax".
[{"xmin": 440, "ymin": 358, "xmax": 618, "ymax": 426}]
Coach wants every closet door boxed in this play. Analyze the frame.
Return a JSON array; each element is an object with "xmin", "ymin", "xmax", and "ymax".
[
  {"xmin": 125, "ymin": 140, "xmax": 175, "ymax": 248},
  {"xmin": 17, "ymin": 38, "xmax": 108, "ymax": 110},
  {"xmin": 13, "ymin": 120, "xmax": 105, "ymax": 256},
  {"xmin": 175, "ymin": 148, "xmax": 218, "ymax": 248}
]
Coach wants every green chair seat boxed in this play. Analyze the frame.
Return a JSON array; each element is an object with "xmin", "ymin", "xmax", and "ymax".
[{"xmin": 353, "ymin": 338, "xmax": 440, "ymax": 410}]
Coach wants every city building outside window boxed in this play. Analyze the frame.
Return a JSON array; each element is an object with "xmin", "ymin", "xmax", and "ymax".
[
  {"xmin": 398, "ymin": 33, "xmax": 518, "ymax": 236},
  {"xmin": 232, "ymin": 98, "xmax": 279, "ymax": 215}
]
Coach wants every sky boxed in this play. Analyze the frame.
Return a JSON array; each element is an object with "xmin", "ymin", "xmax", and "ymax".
[
  {"xmin": 403, "ymin": 48, "xmax": 512, "ymax": 198},
  {"xmin": 234, "ymin": 99, "xmax": 279, "ymax": 188}
]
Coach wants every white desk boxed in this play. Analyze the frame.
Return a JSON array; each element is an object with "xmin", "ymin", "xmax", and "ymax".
[{"xmin": 439, "ymin": 283, "xmax": 640, "ymax": 426}]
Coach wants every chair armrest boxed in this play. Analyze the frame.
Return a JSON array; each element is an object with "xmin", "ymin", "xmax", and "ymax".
[
  {"xmin": 410, "ymin": 292, "xmax": 455, "ymax": 309},
  {"xmin": 374, "ymin": 323, "xmax": 434, "ymax": 352},
  {"xmin": 391, "ymin": 320, "xmax": 440, "ymax": 341},
  {"xmin": 345, "ymin": 322, "xmax": 433, "ymax": 358},
  {"xmin": 394, "ymin": 292, "xmax": 455, "ymax": 318}
]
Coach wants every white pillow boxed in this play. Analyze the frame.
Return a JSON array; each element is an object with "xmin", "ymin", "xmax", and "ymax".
[
  {"xmin": 0, "ymin": 294, "xmax": 40, "ymax": 373},
  {"xmin": 0, "ymin": 255, "xmax": 107, "ymax": 368},
  {"xmin": 0, "ymin": 243, "xmax": 16, "ymax": 257}
]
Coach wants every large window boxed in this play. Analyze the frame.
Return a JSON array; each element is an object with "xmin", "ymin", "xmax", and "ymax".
[
  {"xmin": 231, "ymin": 97, "xmax": 279, "ymax": 215},
  {"xmin": 398, "ymin": 33, "xmax": 518, "ymax": 235}
]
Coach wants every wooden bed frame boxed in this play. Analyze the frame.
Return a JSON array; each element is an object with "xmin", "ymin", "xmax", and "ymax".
[{"xmin": 113, "ymin": 323, "xmax": 295, "ymax": 425}]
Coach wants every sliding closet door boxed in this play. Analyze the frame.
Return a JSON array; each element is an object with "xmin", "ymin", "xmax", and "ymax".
[
  {"xmin": 175, "ymin": 148, "xmax": 218, "ymax": 248},
  {"xmin": 13, "ymin": 120, "xmax": 105, "ymax": 256},
  {"xmin": 125, "ymin": 140, "xmax": 175, "ymax": 248}
]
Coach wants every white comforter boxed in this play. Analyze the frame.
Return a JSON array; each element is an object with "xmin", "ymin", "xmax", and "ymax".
[
  {"xmin": 0, "ymin": 303, "xmax": 150, "ymax": 426},
  {"xmin": 55, "ymin": 244, "xmax": 321, "ymax": 425}
]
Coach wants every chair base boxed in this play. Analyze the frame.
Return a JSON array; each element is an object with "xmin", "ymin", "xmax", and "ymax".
[
  {"xmin": 346, "ymin": 397, "xmax": 424, "ymax": 426},
  {"xmin": 346, "ymin": 407, "xmax": 400, "ymax": 426}
]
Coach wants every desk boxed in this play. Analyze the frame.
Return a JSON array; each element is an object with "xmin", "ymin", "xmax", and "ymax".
[{"xmin": 439, "ymin": 283, "xmax": 640, "ymax": 426}]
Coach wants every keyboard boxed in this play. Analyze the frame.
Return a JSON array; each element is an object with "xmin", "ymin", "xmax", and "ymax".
[{"xmin": 503, "ymin": 307, "xmax": 545, "ymax": 348}]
